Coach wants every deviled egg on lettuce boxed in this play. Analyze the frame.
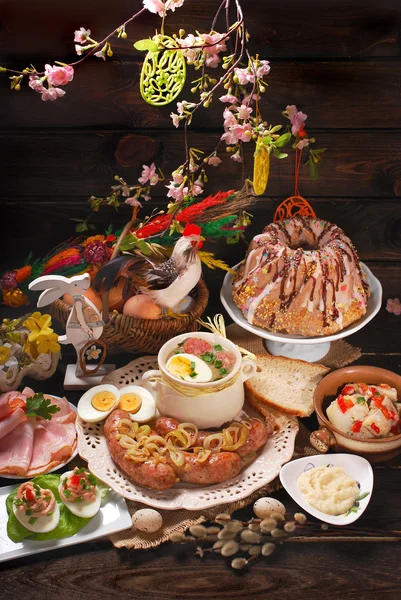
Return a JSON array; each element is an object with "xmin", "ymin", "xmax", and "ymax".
[{"xmin": 6, "ymin": 471, "xmax": 108, "ymax": 543}]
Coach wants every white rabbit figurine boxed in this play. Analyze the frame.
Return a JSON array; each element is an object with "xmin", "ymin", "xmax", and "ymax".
[{"xmin": 29, "ymin": 273, "xmax": 106, "ymax": 379}]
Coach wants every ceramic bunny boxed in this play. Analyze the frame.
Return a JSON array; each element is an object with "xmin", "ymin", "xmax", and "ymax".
[{"xmin": 29, "ymin": 273, "xmax": 105, "ymax": 377}]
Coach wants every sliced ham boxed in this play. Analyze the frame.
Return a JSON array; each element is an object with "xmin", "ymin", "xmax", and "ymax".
[
  {"xmin": 0, "ymin": 419, "xmax": 35, "ymax": 475},
  {"xmin": 26, "ymin": 424, "xmax": 73, "ymax": 476},
  {"xmin": 0, "ymin": 407, "xmax": 27, "ymax": 440},
  {"xmin": 42, "ymin": 420, "xmax": 77, "ymax": 448},
  {"xmin": 44, "ymin": 394, "xmax": 76, "ymax": 424},
  {"xmin": 0, "ymin": 391, "xmax": 26, "ymax": 418}
]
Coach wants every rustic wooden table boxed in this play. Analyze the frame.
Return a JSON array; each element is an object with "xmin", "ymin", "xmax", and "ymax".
[{"xmin": 1, "ymin": 295, "xmax": 401, "ymax": 600}]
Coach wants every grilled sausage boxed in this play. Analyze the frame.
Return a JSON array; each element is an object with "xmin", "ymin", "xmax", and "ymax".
[
  {"xmin": 155, "ymin": 416, "xmax": 272, "ymax": 456},
  {"xmin": 104, "ymin": 409, "xmax": 177, "ymax": 491},
  {"xmin": 168, "ymin": 451, "xmax": 242, "ymax": 485}
]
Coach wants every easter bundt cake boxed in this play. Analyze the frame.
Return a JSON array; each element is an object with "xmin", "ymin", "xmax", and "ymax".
[{"xmin": 232, "ymin": 216, "xmax": 370, "ymax": 337}]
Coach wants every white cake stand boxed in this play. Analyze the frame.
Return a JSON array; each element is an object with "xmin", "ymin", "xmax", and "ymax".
[{"xmin": 220, "ymin": 262, "xmax": 382, "ymax": 362}]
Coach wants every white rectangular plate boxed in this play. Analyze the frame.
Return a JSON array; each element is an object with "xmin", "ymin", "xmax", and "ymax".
[{"xmin": 0, "ymin": 484, "xmax": 132, "ymax": 563}]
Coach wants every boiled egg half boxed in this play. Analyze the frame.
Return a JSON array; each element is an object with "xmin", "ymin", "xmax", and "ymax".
[
  {"xmin": 77, "ymin": 384, "xmax": 120, "ymax": 423},
  {"xmin": 166, "ymin": 353, "xmax": 213, "ymax": 383},
  {"xmin": 77, "ymin": 384, "xmax": 156, "ymax": 423},
  {"xmin": 13, "ymin": 497, "xmax": 60, "ymax": 533},
  {"xmin": 117, "ymin": 385, "xmax": 156, "ymax": 423},
  {"xmin": 58, "ymin": 471, "xmax": 102, "ymax": 518}
]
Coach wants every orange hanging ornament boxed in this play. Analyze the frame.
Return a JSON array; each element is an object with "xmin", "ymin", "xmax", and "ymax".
[{"xmin": 273, "ymin": 147, "xmax": 316, "ymax": 222}]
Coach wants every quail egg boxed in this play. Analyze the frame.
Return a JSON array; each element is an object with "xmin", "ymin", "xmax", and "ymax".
[{"xmin": 132, "ymin": 508, "xmax": 163, "ymax": 533}]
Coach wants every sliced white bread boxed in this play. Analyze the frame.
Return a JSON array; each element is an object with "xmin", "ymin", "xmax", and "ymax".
[{"xmin": 245, "ymin": 355, "xmax": 330, "ymax": 418}]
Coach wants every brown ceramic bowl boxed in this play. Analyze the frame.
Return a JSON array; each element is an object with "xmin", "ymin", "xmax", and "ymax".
[{"xmin": 312, "ymin": 365, "xmax": 401, "ymax": 463}]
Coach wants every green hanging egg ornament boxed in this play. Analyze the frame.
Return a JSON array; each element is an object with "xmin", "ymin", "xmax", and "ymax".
[{"xmin": 135, "ymin": 36, "xmax": 186, "ymax": 107}]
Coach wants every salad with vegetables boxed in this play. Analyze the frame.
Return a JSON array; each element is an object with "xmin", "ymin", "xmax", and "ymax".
[{"xmin": 326, "ymin": 383, "xmax": 401, "ymax": 439}]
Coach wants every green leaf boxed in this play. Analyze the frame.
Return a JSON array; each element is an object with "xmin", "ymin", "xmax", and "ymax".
[
  {"xmin": 356, "ymin": 396, "xmax": 366, "ymax": 404},
  {"xmin": 134, "ymin": 39, "xmax": 159, "ymax": 52},
  {"xmin": 119, "ymin": 233, "xmax": 139, "ymax": 251},
  {"xmin": 312, "ymin": 148, "xmax": 327, "ymax": 155},
  {"xmin": 105, "ymin": 225, "xmax": 113, "ymax": 236},
  {"xmin": 274, "ymin": 132, "xmax": 292, "ymax": 148},
  {"xmin": 357, "ymin": 492, "xmax": 370, "ymax": 501},
  {"xmin": 273, "ymin": 148, "xmax": 288, "ymax": 159},
  {"xmin": 25, "ymin": 393, "xmax": 61, "ymax": 421},
  {"xmin": 269, "ymin": 125, "xmax": 282, "ymax": 134},
  {"xmin": 262, "ymin": 135, "xmax": 272, "ymax": 145},
  {"xmin": 226, "ymin": 234, "xmax": 240, "ymax": 244},
  {"xmin": 75, "ymin": 221, "xmax": 88, "ymax": 233},
  {"xmin": 309, "ymin": 160, "xmax": 319, "ymax": 181},
  {"xmin": 136, "ymin": 240, "xmax": 152, "ymax": 255}
]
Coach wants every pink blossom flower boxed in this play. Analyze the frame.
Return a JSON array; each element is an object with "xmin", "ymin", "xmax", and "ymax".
[
  {"xmin": 143, "ymin": 0, "xmax": 167, "ymax": 17},
  {"xmin": 94, "ymin": 50, "xmax": 106, "ymax": 61},
  {"xmin": 166, "ymin": 181, "xmax": 185, "ymax": 202},
  {"xmin": 234, "ymin": 67, "xmax": 252, "ymax": 85},
  {"xmin": 41, "ymin": 87, "xmax": 66, "ymax": 101},
  {"xmin": 177, "ymin": 34, "xmax": 201, "ymax": 64},
  {"xmin": 231, "ymin": 151, "xmax": 242, "ymax": 162},
  {"xmin": 191, "ymin": 183, "xmax": 203, "ymax": 196},
  {"xmin": 202, "ymin": 32, "xmax": 227, "ymax": 56},
  {"xmin": 236, "ymin": 104, "xmax": 253, "ymax": 120},
  {"xmin": 170, "ymin": 112, "xmax": 180, "ymax": 128},
  {"xmin": 165, "ymin": 0, "xmax": 185, "ymax": 11},
  {"xmin": 223, "ymin": 107, "xmax": 237, "ymax": 129},
  {"xmin": 286, "ymin": 104, "xmax": 307, "ymax": 135},
  {"xmin": 219, "ymin": 94, "xmax": 238, "ymax": 104},
  {"xmin": 221, "ymin": 123, "xmax": 252, "ymax": 145},
  {"xmin": 29, "ymin": 76, "xmax": 45, "ymax": 93},
  {"xmin": 138, "ymin": 163, "xmax": 159, "ymax": 186},
  {"xmin": 296, "ymin": 138, "xmax": 310, "ymax": 150},
  {"xmin": 172, "ymin": 172, "xmax": 184, "ymax": 184},
  {"xmin": 208, "ymin": 155, "xmax": 222, "ymax": 166},
  {"xmin": 256, "ymin": 60, "xmax": 270, "ymax": 78},
  {"xmin": 205, "ymin": 53, "xmax": 221, "ymax": 68},
  {"xmin": 386, "ymin": 298, "xmax": 401, "ymax": 316},
  {"xmin": 75, "ymin": 45, "xmax": 84, "ymax": 56},
  {"xmin": 74, "ymin": 27, "xmax": 91, "ymax": 43},
  {"xmin": 125, "ymin": 197, "xmax": 143, "ymax": 207},
  {"xmin": 45, "ymin": 64, "xmax": 74, "ymax": 87}
]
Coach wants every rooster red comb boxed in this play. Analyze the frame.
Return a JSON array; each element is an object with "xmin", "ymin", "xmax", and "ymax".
[{"xmin": 182, "ymin": 223, "xmax": 202, "ymax": 237}]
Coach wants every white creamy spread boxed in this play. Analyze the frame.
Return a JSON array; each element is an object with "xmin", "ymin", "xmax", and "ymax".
[{"xmin": 297, "ymin": 466, "xmax": 359, "ymax": 516}]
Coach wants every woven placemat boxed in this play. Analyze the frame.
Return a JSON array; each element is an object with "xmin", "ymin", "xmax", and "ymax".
[
  {"xmin": 109, "ymin": 325, "xmax": 360, "ymax": 549},
  {"xmin": 226, "ymin": 323, "xmax": 361, "ymax": 368}
]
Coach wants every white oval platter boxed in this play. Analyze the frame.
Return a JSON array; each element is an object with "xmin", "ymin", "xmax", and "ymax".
[{"xmin": 77, "ymin": 356, "xmax": 298, "ymax": 511}]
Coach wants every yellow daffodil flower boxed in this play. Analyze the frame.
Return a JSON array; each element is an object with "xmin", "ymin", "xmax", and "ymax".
[
  {"xmin": 23, "ymin": 312, "xmax": 53, "ymax": 343},
  {"xmin": 0, "ymin": 345, "xmax": 11, "ymax": 365},
  {"xmin": 36, "ymin": 332, "xmax": 61, "ymax": 355}
]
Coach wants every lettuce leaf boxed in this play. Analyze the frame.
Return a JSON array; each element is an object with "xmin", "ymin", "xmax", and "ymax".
[{"xmin": 6, "ymin": 474, "xmax": 104, "ymax": 543}]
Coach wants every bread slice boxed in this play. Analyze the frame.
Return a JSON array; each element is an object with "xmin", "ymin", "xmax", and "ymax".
[{"xmin": 245, "ymin": 355, "xmax": 330, "ymax": 418}]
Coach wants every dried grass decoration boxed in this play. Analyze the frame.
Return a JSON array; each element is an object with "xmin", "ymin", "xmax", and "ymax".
[{"xmin": 136, "ymin": 36, "xmax": 186, "ymax": 106}]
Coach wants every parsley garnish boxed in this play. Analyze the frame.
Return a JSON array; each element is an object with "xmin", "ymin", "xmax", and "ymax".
[
  {"xmin": 190, "ymin": 361, "xmax": 196, "ymax": 371},
  {"xmin": 63, "ymin": 489, "xmax": 71, "ymax": 498},
  {"xmin": 80, "ymin": 478, "xmax": 86, "ymax": 487},
  {"xmin": 201, "ymin": 352, "xmax": 215, "ymax": 364},
  {"xmin": 75, "ymin": 467, "xmax": 86, "ymax": 474},
  {"xmin": 189, "ymin": 372, "xmax": 198, "ymax": 378},
  {"xmin": 25, "ymin": 393, "xmax": 61, "ymax": 421},
  {"xmin": 219, "ymin": 368, "xmax": 228, "ymax": 376},
  {"xmin": 25, "ymin": 509, "xmax": 33, "ymax": 516},
  {"xmin": 215, "ymin": 360, "xmax": 222, "ymax": 369},
  {"xmin": 214, "ymin": 345, "xmax": 222, "ymax": 351},
  {"xmin": 28, "ymin": 517, "xmax": 37, "ymax": 525},
  {"xmin": 88, "ymin": 474, "xmax": 98, "ymax": 486},
  {"xmin": 74, "ymin": 497, "xmax": 84, "ymax": 503},
  {"xmin": 356, "ymin": 396, "xmax": 366, "ymax": 404},
  {"xmin": 14, "ymin": 498, "xmax": 23, "ymax": 507}
]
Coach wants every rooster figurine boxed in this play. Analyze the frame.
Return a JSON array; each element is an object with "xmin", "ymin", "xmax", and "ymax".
[{"xmin": 94, "ymin": 223, "xmax": 204, "ymax": 315}]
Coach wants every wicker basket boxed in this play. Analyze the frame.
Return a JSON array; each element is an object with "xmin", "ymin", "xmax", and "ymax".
[
  {"xmin": 49, "ymin": 220, "xmax": 209, "ymax": 354},
  {"xmin": 50, "ymin": 279, "xmax": 209, "ymax": 355}
]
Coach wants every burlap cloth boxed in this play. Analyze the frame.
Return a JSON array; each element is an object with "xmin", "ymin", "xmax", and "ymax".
[{"xmin": 109, "ymin": 325, "xmax": 361, "ymax": 549}]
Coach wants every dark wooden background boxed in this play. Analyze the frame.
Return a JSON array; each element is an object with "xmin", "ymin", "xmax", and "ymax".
[
  {"xmin": 1, "ymin": 0, "xmax": 401, "ymax": 301},
  {"xmin": 1, "ymin": 2, "xmax": 401, "ymax": 598}
]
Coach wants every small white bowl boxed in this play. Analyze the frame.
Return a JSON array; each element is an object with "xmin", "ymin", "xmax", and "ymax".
[{"xmin": 279, "ymin": 454, "xmax": 374, "ymax": 526}]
